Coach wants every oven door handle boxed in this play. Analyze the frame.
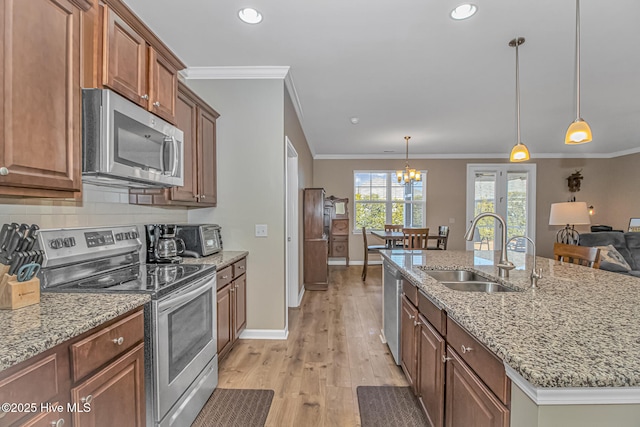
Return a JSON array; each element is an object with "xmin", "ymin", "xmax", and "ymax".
[{"xmin": 158, "ymin": 274, "xmax": 215, "ymax": 313}]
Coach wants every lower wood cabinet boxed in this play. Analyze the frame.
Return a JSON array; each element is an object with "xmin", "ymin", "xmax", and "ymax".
[
  {"xmin": 445, "ymin": 346, "xmax": 510, "ymax": 427},
  {"xmin": 0, "ymin": 307, "xmax": 145, "ymax": 427},
  {"xmin": 71, "ymin": 344, "xmax": 145, "ymax": 427},
  {"xmin": 400, "ymin": 295, "xmax": 418, "ymax": 391},
  {"xmin": 418, "ymin": 314, "xmax": 445, "ymax": 427},
  {"xmin": 217, "ymin": 257, "xmax": 247, "ymax": 360},
  {"xmin": 399, "ymin": 284, "xmax": 510, "ymax": 427}
]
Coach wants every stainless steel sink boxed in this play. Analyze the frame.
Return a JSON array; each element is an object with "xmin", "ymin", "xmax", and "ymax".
[
  {"xmin": 426, "ymin": 270, "xmax": 488, "ymax": 282},
  {"xmin": 426, "ymin": 270, "xmax": 518, "ymax": 293},
  {"xmin": 439, "ymin": 281, "xmax": 517, "ymax": 293}
]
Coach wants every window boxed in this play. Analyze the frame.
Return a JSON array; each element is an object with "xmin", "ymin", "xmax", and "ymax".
[{"xmin": 354, "ymin": 171, "xmax": 427, "ymax": 231}]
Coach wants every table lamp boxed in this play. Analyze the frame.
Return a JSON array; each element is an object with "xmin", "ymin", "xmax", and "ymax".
[{"xmin": 549, "ymin": 202, "xmax": 591, "ymax": 244}]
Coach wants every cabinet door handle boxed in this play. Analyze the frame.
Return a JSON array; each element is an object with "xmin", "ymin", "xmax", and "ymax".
[
  {"xmin": 112, "ymin": 337, "xmax": 124, "ymax": 345},
  {"xmin": 0, "ymin": 167, "xmax": 8, "ymax": 176},
  {"xmin": 153, "ymin": 101, "xmax": 161, "ymax": 107},
  {"xmin": 442, "ymin": 355, "xmax": 452, "ymax": 363},
  {"xmin": 50, "ymin": 419, "xmax": 65, "ymax": 427},
  {"xmin": 408, "ymin": 314, "xmax": 415, "ymax": 320},
  {"xmin": 238, "ymin": 266, "xmax": 245, "ymax": 270},
  {"xmin": 81, "ymin": 395, "xmax": 93, "ymax": 404},
  {"xmin": 230, "ymin": 287, "xmax": 235, "ymax": 293},
  {"xmin": 201, "ymin": 195, "xmax": 206, "ymax": 199},
  {"xmin": 413, "ymin": 320, "xmax": 420, "ymax": 327},
  {"xmin": 461, "ymin": 345, "xmax": 473, "ymax": 354},
  {"xmin": 222, "ymin": 275, "xmax": 229, "ymax": 279},
  {"xmin": 141, "ymin": 94, "xmax": 149, "ymax": 100}
]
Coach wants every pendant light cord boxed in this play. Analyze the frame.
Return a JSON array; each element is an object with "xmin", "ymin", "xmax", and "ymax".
[
  {"xmin": 516, "ymin": 39, "xmax": 521, "ymax": 144},
  {"xmin": 575, "ymin": 0, "xmax": 581, "ymax": 120}
]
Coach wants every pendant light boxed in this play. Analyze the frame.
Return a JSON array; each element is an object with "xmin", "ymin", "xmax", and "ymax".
[
  {"xmin": 396, "ymin": 136, "xmax": 421, "ymax": 183},
  {"xmin": 509, "ymin": 37, "xmax": 530, "ymax": 162},
  {"xmin": 565, "ymin": 0, "xmax": 592, "ymax": 144}
]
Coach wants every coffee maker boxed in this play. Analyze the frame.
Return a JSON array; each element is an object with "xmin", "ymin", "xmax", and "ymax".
[{"xmin": 145, "ymin": 224, "xmax": 185, "ymax": 264}]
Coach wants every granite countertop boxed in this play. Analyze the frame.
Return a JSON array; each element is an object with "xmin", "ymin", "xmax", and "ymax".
[
  {"xmin": 182, "ymin": 250, "xmax": 248, "ymax": 270},
  {"xmin": 0, "ymin": 293, "xmax": 150, "ymax": 373},
  {"xmin": 380, "ymin": 249, "xmax": 640, "ymax": 388}
]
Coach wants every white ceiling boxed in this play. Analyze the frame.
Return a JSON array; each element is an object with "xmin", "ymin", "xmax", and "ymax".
[{"xmin": 123, "ymin": 0, "xmax": 640, "ymax": 158}]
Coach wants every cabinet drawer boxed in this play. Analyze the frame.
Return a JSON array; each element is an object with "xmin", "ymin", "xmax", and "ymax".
[
  {"xmin": 0, "ymin": 352, "xmax": 66, "ymax": 426},
  {"xmin": 418, "ymin": 290, "xmax": 446, "ymax": 335},
  {"xmin": 331, "ymin": 239, "xmax": 348, "ymax": 257},
  {"xmin": 446, "ymin": 317, "xmax": 510, "ymax": 405},
  {"xmin": 70, "ymin": 310, "xmax": 144, "ymax": 382},
  {"xmin": 20, "ymin": 401, "xmax": 69, "ymax": 427},
  {"xmin": 233, "ymin": 258, "xmax": 247, "ymax": 278},
  {"xmin": 217, "ymin": 266, "xmax": 233, "ymax": 290},
  {"xmin": 331, "ymin": 219, "xmax": 349, "ymax": 235},
  {"xmin": 402, "ymin": 278, "xmax": 418, "ymax": 306}
]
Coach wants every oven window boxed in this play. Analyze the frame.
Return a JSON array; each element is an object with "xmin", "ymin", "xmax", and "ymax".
[
  {"xmin": 113, "ymin": 111, "xmax": 169, "ymax": 172},
  {"xmin": 167, "ymin": 289, "xmax": 213, "ymax": 382}
]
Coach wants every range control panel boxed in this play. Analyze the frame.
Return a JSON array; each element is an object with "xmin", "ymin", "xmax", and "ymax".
[{"xmin": 38, "ymin": 225, "xmax": 142, "ymax": 268}]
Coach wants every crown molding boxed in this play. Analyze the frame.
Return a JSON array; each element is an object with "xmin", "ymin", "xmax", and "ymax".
[
  {"xmin": 181, "ymin": 66, "xmax": 290, "ymax": 80},
  {"xmin": 312, "ymin": 150, "xmax": 640, "ymax": 160}
]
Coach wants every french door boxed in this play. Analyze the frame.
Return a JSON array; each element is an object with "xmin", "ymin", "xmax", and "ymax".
[{"xmin": 465, "ymin": 164, "xmax": 536, "ymax": 252}]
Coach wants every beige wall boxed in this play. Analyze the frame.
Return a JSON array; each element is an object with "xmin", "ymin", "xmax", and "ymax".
[
  {"xmin": 314, "ymin": 155, "xmax": 633, "ymax": 260},
  {"xmin": 284, "ymin": 86, "xmax": 313, "ymax": 295},
  {"xmin": 187, "ymin": 78, "xmax": 288, "ymax": 331}
]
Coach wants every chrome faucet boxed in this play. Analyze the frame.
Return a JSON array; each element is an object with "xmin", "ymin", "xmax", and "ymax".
[
  {"xmin": 464, "ymin": 212, "xmax": 515, "ymax": 278},
  {"xmin": 507, "ymin": 235, "xmax": 543, "ymax": 288}
]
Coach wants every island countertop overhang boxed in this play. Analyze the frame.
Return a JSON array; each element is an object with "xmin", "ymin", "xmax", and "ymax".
[{"xmin": 380, "ymin": 249, "xmax": 640, "ymax": 394}]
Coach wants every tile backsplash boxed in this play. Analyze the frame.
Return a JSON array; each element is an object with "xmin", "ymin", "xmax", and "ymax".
[{"xmin": 0, "ymin": 184, "xmax": 188, "ymax": 229}]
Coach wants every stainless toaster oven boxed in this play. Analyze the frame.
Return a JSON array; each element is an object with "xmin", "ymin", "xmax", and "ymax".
[{"xmin": 176, "ymin": 224, "xmax": 223, "ymax": 257}]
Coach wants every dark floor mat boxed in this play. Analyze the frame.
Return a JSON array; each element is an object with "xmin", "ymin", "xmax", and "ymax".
[
  {"xmin": 192, "ymin": 388, "xmax": 274, "ymax": 427},
  {"xmin": 357, "ymin": 386, "xmax": 428, "ymax": 427}
]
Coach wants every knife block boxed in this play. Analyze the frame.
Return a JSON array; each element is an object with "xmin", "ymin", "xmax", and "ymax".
[{"xmin": 0, "ymin": 273, "xmax": 40, "ymax": 310}]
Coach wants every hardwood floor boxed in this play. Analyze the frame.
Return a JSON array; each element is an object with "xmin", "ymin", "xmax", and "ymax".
[{"xmin": 216, "ymin": 265, "xmax": 408, "ymax": 426}]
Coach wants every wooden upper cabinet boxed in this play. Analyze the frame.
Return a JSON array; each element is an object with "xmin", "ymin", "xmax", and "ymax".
[
  {"xmin": 97, "ymin": 1, "xmax": 185, "ymax": 124},
  {"xmin": 0, "ymin": 0, "xmax": 83, "ymax": 197},
  {"xmin": 102, "ymin": 5, "xmax": 147, "ymax": 108},
  {"xmin": 171, "ymin": 88, "xmax": 199, "ymax": 202},
  {"xmin": 198, "ymin": 105, "xmax": 218, "ymax": 205},
  {"xmin": 148, "ymin": 47, "xmax": 178, "ymax": 123}
]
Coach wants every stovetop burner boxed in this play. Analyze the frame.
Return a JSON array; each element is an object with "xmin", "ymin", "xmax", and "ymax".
[{"xmin": 51, "ymin": 263, "xmax": 213, "ymax": 299}]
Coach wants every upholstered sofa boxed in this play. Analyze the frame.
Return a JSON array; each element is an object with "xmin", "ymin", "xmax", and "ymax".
[{"xmin": 579, "ymin": 231, "xmax": 640, "ymax": 276}]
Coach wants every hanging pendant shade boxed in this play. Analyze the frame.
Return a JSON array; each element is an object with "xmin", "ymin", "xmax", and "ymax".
[
  {"xmin": 510, "ymin": 142, "xmax": 530, "ymax": 162},
  {"xmin": 508, "ymin": 37, "xmax": 530, "ymax": 163},
  {"xmin": 565, "ymin": 119, "xmax": 592, "ymax": 144},
  {"xmin": 396, "ymin": 136, "xmax": 421, "ymax": 183},
  {"xmin": 565, "ymin": 0, "xmax": 592, "ymax": 145}
]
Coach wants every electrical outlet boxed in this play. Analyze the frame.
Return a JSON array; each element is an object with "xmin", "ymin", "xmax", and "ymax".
[{"xmin": 255, "ymin": 224, "xmax": 268, "ymax": 237}]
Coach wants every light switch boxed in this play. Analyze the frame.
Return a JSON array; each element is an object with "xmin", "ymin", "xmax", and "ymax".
[{"xmin": 255, "ymin": 224, "xmax": 268, "ymax": 237}]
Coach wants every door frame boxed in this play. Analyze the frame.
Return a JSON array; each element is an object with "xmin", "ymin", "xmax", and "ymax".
[
  {"xmin": 465, "ymin": 163, "xmax": 537, "ymax": 251},
  {"xmin": 285, "ymin": 137, "xmax": 300, "ymax": 316}
]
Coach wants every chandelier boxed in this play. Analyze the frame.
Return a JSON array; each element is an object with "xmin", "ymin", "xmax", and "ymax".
[{"xmin": 396, "ymin": 136, "xmax": 421, "ymax": 183}]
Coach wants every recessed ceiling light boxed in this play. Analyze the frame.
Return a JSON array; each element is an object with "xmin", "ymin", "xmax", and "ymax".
[
  {"xmin": 350, "ymin": 117, "xmax": 360, "ymax": 124},
  {"xmin": 238, "ymin": 8, "xmax": 263, "ymax": 24},
  {"xmin": 450, "ymin": 3, "xmax": 478, "ymax": 20}
]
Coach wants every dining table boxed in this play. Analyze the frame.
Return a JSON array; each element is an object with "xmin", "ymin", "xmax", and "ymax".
[{"xmin": 371, "ymin": 230, "xmax": 447, "ymax": 249}]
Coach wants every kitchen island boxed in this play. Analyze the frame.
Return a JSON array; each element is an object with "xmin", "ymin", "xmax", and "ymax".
[{"xmin": 381, "ymin": 249, "xmax": 640, "ymax": 427}]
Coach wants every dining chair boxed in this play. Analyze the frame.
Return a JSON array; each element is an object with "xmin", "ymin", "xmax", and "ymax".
[
  {"xmin": 428, "ymin": 225, "xmax": 450, "ymax": 250},
  {"xmin": 402, "ymin": 228, "xmax": 430, "ymax": 249},
  {"xmin": 553, "ymin": 243, "xmax": 601, "ymax": 268},
  {"xmin": 362, "ymin": 227, "xmax": 386, "ymax": 281},
  {"xmin": 385, "ymin": 224, "xmax": 404, "ymax": 247}
]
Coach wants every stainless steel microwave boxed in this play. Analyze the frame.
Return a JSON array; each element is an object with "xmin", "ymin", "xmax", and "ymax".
[{"xmin": 82, "ymin": 89, "xmax": 184, "ymax": 188}]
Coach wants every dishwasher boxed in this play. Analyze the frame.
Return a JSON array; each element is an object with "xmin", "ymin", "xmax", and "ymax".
[{"xmin": 382, "ymin": 260, "xmax": 403, "ymax": 365}]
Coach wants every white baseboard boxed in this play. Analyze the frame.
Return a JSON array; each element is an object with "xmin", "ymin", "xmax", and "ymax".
[
  {"xmin": 328, "ymin": 259, "xmax": 383, "ymax": 266},
  {"xmin": 239, "ymin": 328, "xmax": 289, "ymax": 340}
]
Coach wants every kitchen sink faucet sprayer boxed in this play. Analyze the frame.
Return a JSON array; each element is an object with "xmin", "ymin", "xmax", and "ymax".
[
  {"xmin": 507, "ymin": 235, "xmax": 543, "ymax": 288},
  {"xmin": 464, "ymin": 213, "xmax": 515, "ymax": 278}
]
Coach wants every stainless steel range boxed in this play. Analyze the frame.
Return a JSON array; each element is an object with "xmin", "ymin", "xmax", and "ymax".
[{"xmin": 37, "ymin": 225, "xmax": 218, "ymax": 427}]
